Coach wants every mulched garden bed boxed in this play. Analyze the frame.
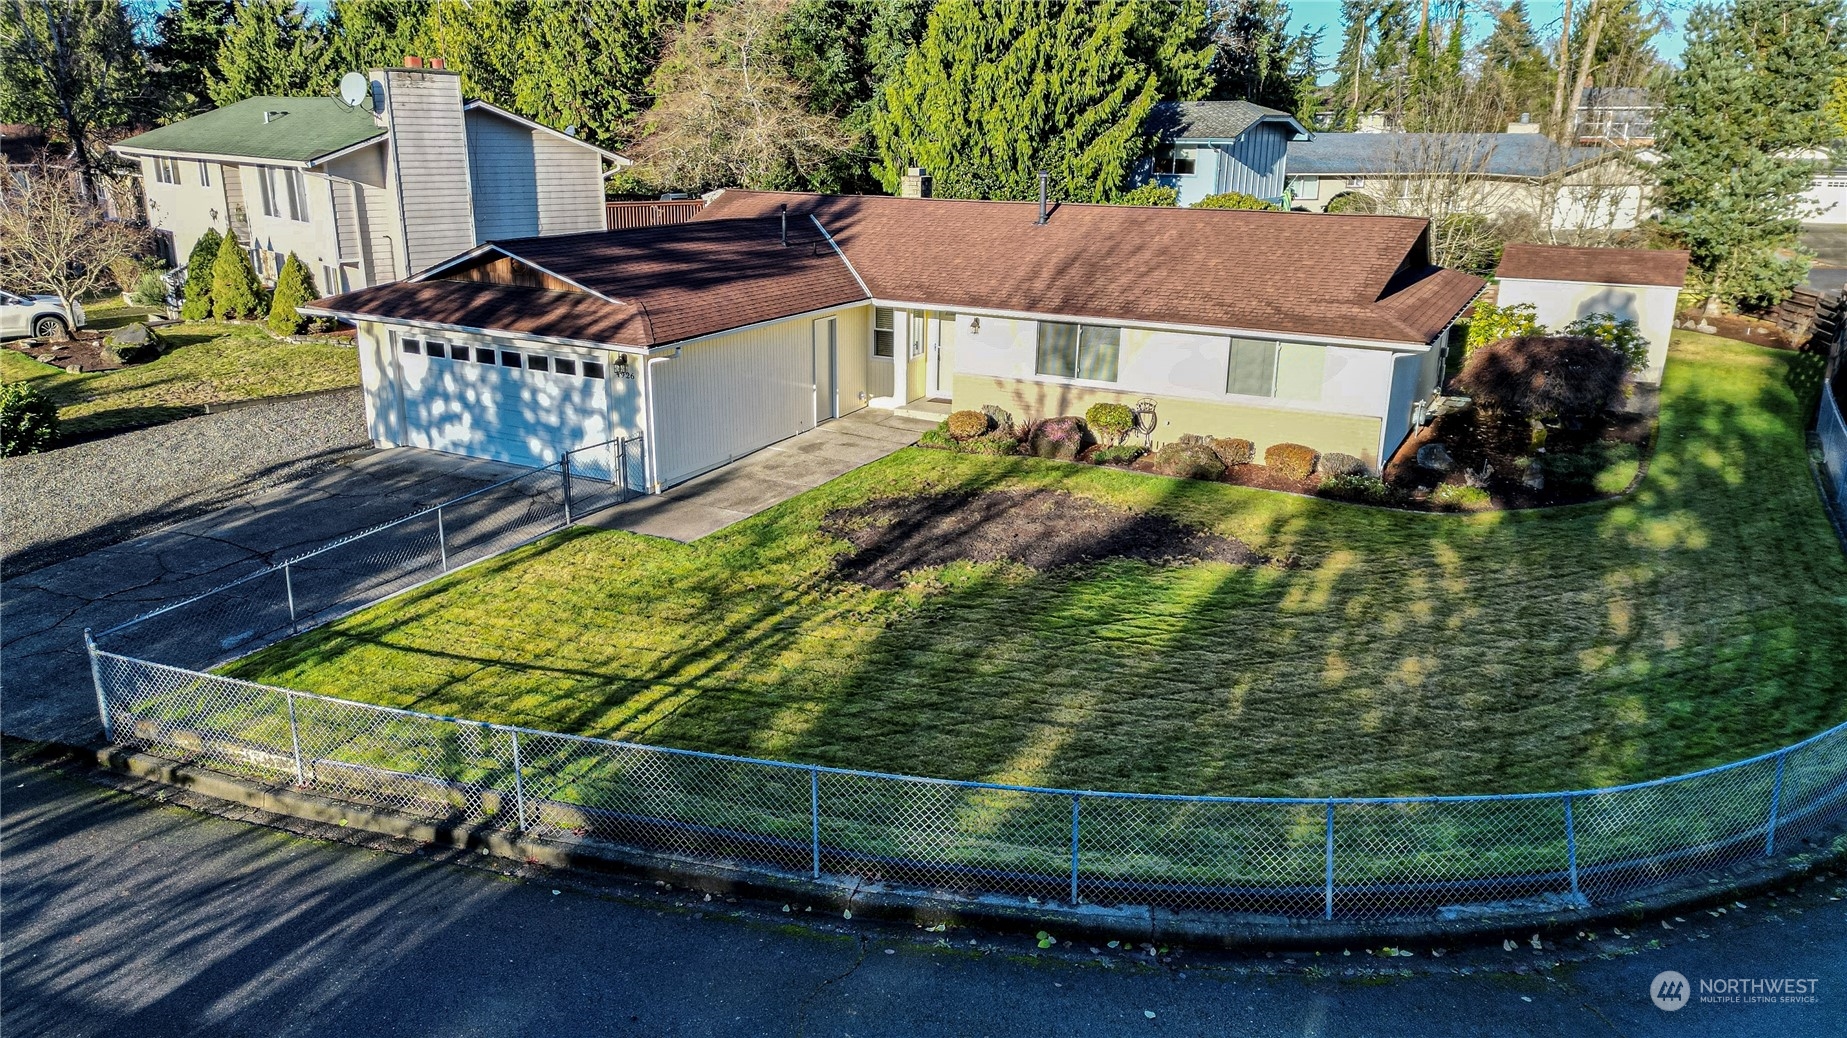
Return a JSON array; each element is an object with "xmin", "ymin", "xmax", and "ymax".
[
  {"xmin": 1383, "ymin": 406, "xmax": 1652, "ymax": 510},
  {"xmin": 5, "ymin": 331, "xmax": 124, "ymax": 373},
  {"xmin": 821, "ymin": 487, "xmax": 1274, "ymax": 589}
]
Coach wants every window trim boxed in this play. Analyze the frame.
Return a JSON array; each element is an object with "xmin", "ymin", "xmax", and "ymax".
[
  {"xmin": 197, "ymin": 160, "xmax": 212, "ymax": 187},
  {"xmin": 1034, "ymin": 321, "xmax": 1121, "ymax": 384},
  {"xmin": 153, "ymin": 157, "xmax": 179, "ymax": 185},
  {"xmin": 1152, "ymin": 144, "xmax": 1198, "ymax": 177},
  {"xmin": 872, "ymin": 306, "xmax": 896, "ymax": 359}
]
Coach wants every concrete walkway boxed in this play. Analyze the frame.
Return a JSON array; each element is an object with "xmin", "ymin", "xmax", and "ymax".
[
  {"xmin": 1, "ymin": 448, "xmax": 526, "ymax": 746},
  {"xmin": 588, "ymin": 408, "xmax": 936, "ymax": 541}
]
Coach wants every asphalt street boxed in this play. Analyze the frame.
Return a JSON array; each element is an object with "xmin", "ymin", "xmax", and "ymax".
[{"xmin": 4, "ymin": 759, "xmax": 1845, "ymax": 1038}]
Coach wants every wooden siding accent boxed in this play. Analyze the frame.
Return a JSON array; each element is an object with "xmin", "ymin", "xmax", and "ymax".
[
  {"xmin": 606, "ymin": 199, "xmax": 705, "ymax": 230},
  {"xmin": 436, "ymin": 253, "xmax": 582, "ymax": 294},
  {"xmin": 378, "ymin": 68, "xmax": 476, "ymax": 275}
]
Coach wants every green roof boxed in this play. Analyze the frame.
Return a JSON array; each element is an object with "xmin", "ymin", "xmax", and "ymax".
[{"xmin": 113, "ymin": 96, "xmax": 384, "ymax": 164}]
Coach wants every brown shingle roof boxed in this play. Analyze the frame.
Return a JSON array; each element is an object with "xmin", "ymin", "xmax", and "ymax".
[
  {"xmin": 699, "ymin": 190, "xmax": 1482, "ymax": 344},
  {"xmin": 1496, "ymin": 243, "xmax": 1690, "ymax": 288},
  {"xmin": 307, "ymin": 191, "xmax": 1484, "ymax": 348},
  {"xmin": 306, "ymin": 216, "xmax": 865, "ymax": 348}
]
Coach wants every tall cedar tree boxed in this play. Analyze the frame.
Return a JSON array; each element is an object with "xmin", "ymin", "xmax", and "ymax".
[
  {"xmin": 1656, "ymin": 0, "xmax": 1847, "ymax": 310},
  {"xmin": 267, "ymin": 252, "xmax": 318, "ymax": 334},
  {"xmin": 319, "ymin": 0, "xmax": 432, "ymax": 90},
  {"xmin": 179, "ymin": 227, "xmax": 222, "ymax": 320},
  {"xmin": 151, "ymin": 0, "xmax": 235, "ymax": 120},
  {"xmin": 512, "ymin": 0, "xmax": 691, "ymax": 151},
  {"xmin": 1478, "ymin": 1, "xmax": 1553, "ymax": 126},
  {"xmin": 426, "ymin": 0, "xmax": 528, "ymax": 111},
  {"xmin": 210, "ymin": 233, "xmax": 263, "ymax": 320},
  {"xmin": 0, "ymin": 0, "xmax": 148, "ymax": 197},
  {"xmin": 1330, "ymin": 0, "xmax": 1413, "ymax": 129},
  {"xmin": 779, "ymin": 0, "xmax": 935, "ymax": 192},
  {"xmin": 874, "ymin": 0, "xmax": 1211, "ymax": 202},
  {"xmin": 208, "ymin": 0, "xmax": 323, "ymax": 105},
  {"xmin": 1207, "ymin": 0, "xmax": 1320, "ymax": 118}
]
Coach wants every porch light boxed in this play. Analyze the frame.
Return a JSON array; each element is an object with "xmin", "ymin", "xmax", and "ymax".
[{"xmin": 970, "ymin": 317, "xmax": 980, "ymax": 332}]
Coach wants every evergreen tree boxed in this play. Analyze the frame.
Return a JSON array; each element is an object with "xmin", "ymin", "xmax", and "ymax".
[
  {"xmin": 427, "ymin": 0, "xmax": 529, "ymax": 110},
  {"xmin": 779, "ymin": 0, "xmax": 935, "ymax": 191},
  {"xmin": 875, "ymin": 0, "xmax": 1202, "ymax": 202},
  {"xmin": 320, "ymin": 0, "xmax": 432, "ymax": 88},
  {"xmin": 0, "ymin": 0, "xmax": 149, "ymax": 197},
  {"xmin": 1656, "ymin": 0, "xmax": 1847, "ymax": 310},
  {"xmin": 1478, "ymin": 0, "xmax": 1553, "ymax": 125},
  {"xmin": 512, "ymin": 0, "xmax": 691, "ymax": 151},
  {"xmin": 1207, "ymin": 0, "xmax": 1319, "ymax": 114},
  {"xmin": 1125, "ymin": 0, "xmax": 1215, "ymax": 102},
  {"xmin": 210, "ymin": 233, "xmax": 262, "ymax": 320},
  {"xmin": 1330, "ymin": 0, "xmax": 1413, "ymax": 129},
  {"xmin": 151, "ymin": 0, "xmax": 235, "ymax": 119},
  {"xmin": 179, "ymin": 227, "xmax": 222, "ymax": 320},
  {"xmin": 208, "ymin": 0, "xmax": 324, "ymax": 105},
  {"xmin": 267, "ymin": 252, "xmax": 318, "ymax": 334}
]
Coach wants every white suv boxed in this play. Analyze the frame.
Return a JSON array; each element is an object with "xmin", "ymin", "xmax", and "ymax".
[{"xmin": 0, "ymin": 291, "xmax": 86, "ymax": 341}]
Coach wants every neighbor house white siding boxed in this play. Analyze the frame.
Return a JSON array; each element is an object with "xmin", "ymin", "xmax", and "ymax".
[
  {"xmin": 137, "ymin": 156, "xmax": 227, "ymax": 265},
  {"xmin": 1496, "ymin": 277, "xmax": 1679, "ymax": 383},
  {"xmin": 374, "ymin": 67, "xmax": 477, "ymax": 276},
  {"xmin": 465, "ymin": 108, "xmax": 606, "ymax": 240}
]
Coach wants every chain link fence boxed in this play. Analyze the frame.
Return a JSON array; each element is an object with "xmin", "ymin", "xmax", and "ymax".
[{"xmin": 86, "ymin": 434, "xmax": 1847, "ymax": 925}]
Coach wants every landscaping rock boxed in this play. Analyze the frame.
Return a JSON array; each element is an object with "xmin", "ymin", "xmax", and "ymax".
[
  {"xmin": 1523, "ymin": 459, "xmax": 1545, "ymax": 490},
  {"xmin": 1028, "ymin": 415, "xmax": 1090, "ymax": 461},
  {"xmin": 1416, "ymin": 442, "xmax": 1455, "ymax": 472},
  {"xmin": 1148, "ymin": 442, "xmax": 1226, "ymax": 481},
  {"xmin": 102, "ymin": 322, "xmax": 164, "ymax": 365},
  {"xmin": 980, "ymin": 404, "xmax": 1015, "ymax": 439}
]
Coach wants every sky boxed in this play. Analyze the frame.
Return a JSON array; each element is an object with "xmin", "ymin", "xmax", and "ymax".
[{"xmin": 1284, "ymin": 1, "xmax": 1688, "ymax": 72}]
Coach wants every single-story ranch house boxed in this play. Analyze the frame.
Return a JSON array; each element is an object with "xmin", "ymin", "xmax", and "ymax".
[{"xmin": 301, "ymin": 190, "xmax": 1484, "ymax": 493}]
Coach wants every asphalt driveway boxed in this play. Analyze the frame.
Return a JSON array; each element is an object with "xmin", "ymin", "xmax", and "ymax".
[{"xmin": 1, "ymin": 446, "xmax": 526, "ymax": 745}]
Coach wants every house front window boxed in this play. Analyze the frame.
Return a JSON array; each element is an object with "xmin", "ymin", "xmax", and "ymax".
[
  {"xmin": 873, "ymin": 306, "xmax": 895, "ymax": 358},
  {"xmin": 257, "ymin": 166, "xmax": 308, "ymax": 222},
  {"xmin": 1036, "ymin": 322, "xmax": 1120, "ymax": 382},
  {"xmin": 197, "ymin": 161, "xmax": 212, "ymax": 187},
  {"xmin": 153, "ymin": 157, "xmax": 179, "ymax": 185},
  {"xmin": 1153, "ymin": 145, "xmax": 1197, "ymax": 176},
  {"xmin": 1227, "ymin": 338, "xmax": 1327, "ymax": 403},
  {"xmin": 1287, "ymin": 175, "xmax": 1320, "ymax": 201}
]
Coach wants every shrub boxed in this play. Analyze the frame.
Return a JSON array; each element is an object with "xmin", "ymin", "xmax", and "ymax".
[
  {"xmin": 1148, "ymin": 441, "xmax": 1226, "ymax": 480},
  {"xmin": 1193, "ymin": 191, "xmax": 1281, "ymax": 211},
  {"xmin": 179, "ymin": 228, "xmax": 222, "ymax": 320},
  {"xmin": 1324, "ymin": 192, "xmax": 1377, "ymax": 214},
  {"xmin": 1316, "ymin": 451, "xmax": 1366, "ymax": 477},
  {"xmin": 1563, "ymin": 312, "xmax": 1650, "ymax": 372},
  {"xmin": 211, "ymin": 232, "xmax": 263, "ymax": 320},
  {"xmin": 1318, "ymin": 473, "xmax": 1394, "ymax": 503},
  {"xmin": 1209, "ymin": 437, "xmax": 1254, "ymax": 466},
  {"xmin": 131, "ymin": 271, "xmax": 167, "ymax": 307},
  {"xmin": 0, "ymin": 381, "xmax": 59, "ymax": 456},
  {"xmin": 961, "ymin": 434, "xmax": 1019, "ymax": 456},
  {"xmin": 1454, "ymin": 335, "xmax": 1628, "ymax": 419},
  {"xmin": 1091, "ymin": 443, "xmax": 1145, "ymax": 465},
  {"xmin": 1263, "ymin": 442, "xmax": 1319, "ymax": 482},
  {"xmin": 1464, "ymin": 301, "xmax": 1543, "ymax": 352},
  {"xmin": 945, "ymin": 408, "xmax": 989, "ymax": 440},
  {"xmin": 1431, "ymin": 483, "xmax": 1493, "ymax": 510},
  {"xmin": 1027, "ymin": 415, "xmax": 1090, "ymax": 461},
  {"xmin": 267, "ymin": 252, "xmax": 319, "ymax": 334},
  {"xmin": 1119, "ymin": 184, "xmax": 1178, "ymax": 207},
  {"xmin": 108, "ymin": 254, "xmax": 145, "ymax": 294},
  {"xmin": 1084, "ymin": 402, "xmax": 1135, "ymax": 444},
  {"xmin": 918, "ymin": 422, "xmax": 957, "ymax": 450}
]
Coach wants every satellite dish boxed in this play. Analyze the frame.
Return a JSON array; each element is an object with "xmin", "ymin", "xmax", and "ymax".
[{"xmin": 339, "ymin": 72, "xmax": 369, "ymax": 108}]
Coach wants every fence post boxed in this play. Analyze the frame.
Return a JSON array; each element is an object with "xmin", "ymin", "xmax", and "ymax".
[
  {"xmin": 84, "ymin": 629, "xmax": 113, "ymax": 743},
  {"xmin": 510, "ymin": 728, "xmax": 528, "ymax": 833},
  {"xmin": 1069, "ymin": 794, "xmax": 1082, "ymax": 905},
  {"xmin": 1564, "ymin": 794, "xmax": 1582, "ymax": 903},
  {"xmin": 286, "ymin": 691, "xmax": 305, "ymax": 786},
  {"xmin": 617, "ymin": 437, "xmax": 630, "ymax": 501},
  {"xmin": 1323, "ymin": 800, "xmax": 1336, "ymax": 921},
  {"xmin": 283, "ymin": 561, "xmax": 297, "ymax": 626},
  {"xmin": 810, "ymin": 767, "xmax": 821, "ymax": 879},
  {"xmin": 1765, "ymin": 751, "xmax": 1788, "ymax": 857},
  {"xmin": 561, "ymin": 452, "xmax": 574, "ymax": 525},
  {"xmin": 436, "ymin": 506, "xmax": 449, "ymax": 573}
]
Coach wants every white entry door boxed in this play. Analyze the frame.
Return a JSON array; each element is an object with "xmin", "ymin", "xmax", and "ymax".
[{"xmin": 926, "ymin": 312, "xmax": 957, "ymax": 400}]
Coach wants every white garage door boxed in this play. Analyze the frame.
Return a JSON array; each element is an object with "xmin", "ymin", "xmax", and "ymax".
[
  {"xmin": 651, "ymin": 323, "xmax": 820, "ymax": 487},
  {"xmin": 394, "ymin": 334, "xmax": 612, "ymax": 469},
  {"xmin": 1805, "ymin": 176, "xmax": 1847, "ymax": 225}
]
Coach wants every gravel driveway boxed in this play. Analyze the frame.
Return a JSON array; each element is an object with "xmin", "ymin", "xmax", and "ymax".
[{"xmin": 1, "ymin": 389, "xmax": 369, "ymax": 576}]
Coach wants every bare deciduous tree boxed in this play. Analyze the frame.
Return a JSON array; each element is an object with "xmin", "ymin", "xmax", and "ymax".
[
  {"xmin": 626, "ymin": 0, "xmax": 855, "ymax": 193},
  {"xmin": 0, "ymin": 159, "xmax": 144, "ymax": 304}
]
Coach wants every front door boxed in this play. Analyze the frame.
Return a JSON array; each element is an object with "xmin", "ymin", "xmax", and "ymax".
[
  {"xmin": 813, "ymin": 316, "xmax": 838, "ymax": 422},
  {"xmin": 927, "ymin": 312, "xmax": 957, "ymax": 400}
]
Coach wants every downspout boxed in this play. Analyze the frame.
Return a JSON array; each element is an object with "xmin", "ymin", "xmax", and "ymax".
[{"xmin": 641, "ymin": 346, "xmax": 681, "ymax": 494}]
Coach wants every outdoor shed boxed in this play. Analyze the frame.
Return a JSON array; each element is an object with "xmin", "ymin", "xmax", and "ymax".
[{"xmin": 1494, "ymin": 243, "xmax": 1689, "ymax": 383}]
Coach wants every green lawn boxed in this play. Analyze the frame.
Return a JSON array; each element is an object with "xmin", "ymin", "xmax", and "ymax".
[
  {"xmin": 2, "ymin": 302, "xmax": 359, "ymax": 438},
  {"xmin": 227, "ymin": 332, "xmax": 1847, "ymax": 799}
]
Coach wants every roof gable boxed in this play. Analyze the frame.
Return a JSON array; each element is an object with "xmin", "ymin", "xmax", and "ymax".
[
  {"xmin": 1148, "ymin": 100, "xmax": 1311, "ymax": 142},
  {"xmin": 111, "ymin": 96, "xmax": 384, "ymax": 164}
]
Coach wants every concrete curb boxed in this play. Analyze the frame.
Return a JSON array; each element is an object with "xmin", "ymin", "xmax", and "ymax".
[{"xmin": 84, "ymin": 743, "xmax": 1847, "ymax": 949}]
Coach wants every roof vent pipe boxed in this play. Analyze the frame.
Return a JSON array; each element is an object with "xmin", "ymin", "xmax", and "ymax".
[
  {"xmin": 1036, "ymin": 171, "xmax": 1048, "ymax": 225},
  {"xmin": 780, "ymin": 203, "xmax": 788, "ymax": 247}
]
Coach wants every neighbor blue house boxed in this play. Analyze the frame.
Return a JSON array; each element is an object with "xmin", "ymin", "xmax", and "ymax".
[{"xmin": 1135, "ymin": 100, "xmax": 1312, "ymax": 207}]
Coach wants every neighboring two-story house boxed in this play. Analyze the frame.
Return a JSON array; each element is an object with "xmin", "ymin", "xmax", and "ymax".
[
  {"xmin": 111, "ymin": 59, "xmax": 625, "ymax": 293},
  {"xmin": 1137, "ymin": 101, "xmax": 1311, "ymax": 207}
]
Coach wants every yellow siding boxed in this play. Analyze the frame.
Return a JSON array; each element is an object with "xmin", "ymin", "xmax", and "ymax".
[{"xmin": 954, "ymin": 374, "xmax": 1385, "ymax": 467}]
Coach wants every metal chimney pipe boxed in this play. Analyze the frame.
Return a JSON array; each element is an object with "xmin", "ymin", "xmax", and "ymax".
[
  {"xmin": 1037, "ymin": 171, "xmax": 1048, "ymax": 225},
  {"xmin": 780, "ymin": 204, "xmax": 788, "ymax": 246}
]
